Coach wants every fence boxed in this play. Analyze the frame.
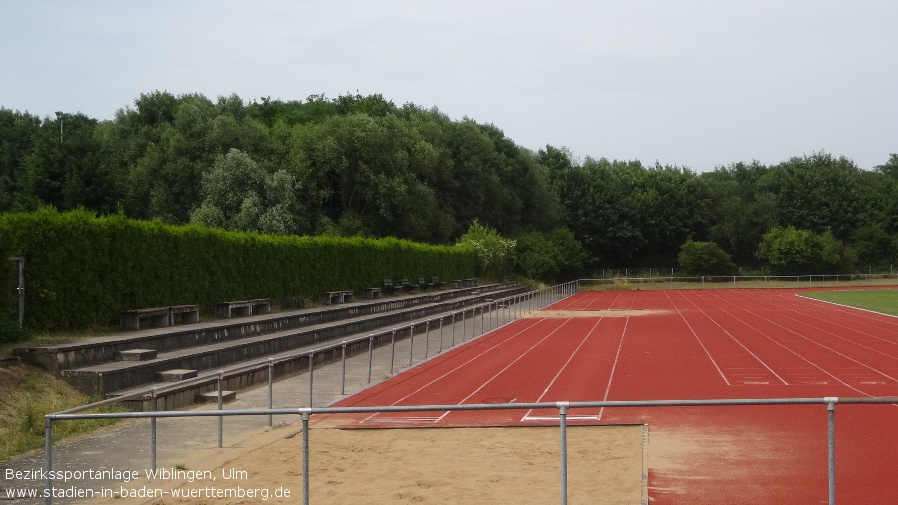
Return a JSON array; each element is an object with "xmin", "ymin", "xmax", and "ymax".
[
  {"xmin": 35, "ymin": 281, "xmax": 579, "ymax": 503},
  {"xmin": 583, "ymin": 273, "xmax": 898, "ymax": 289},
  {"xmin": 36, "ymin": 278, "xmax": 885, "ymax": 504},
  {"xmin": 44, "ymin": 396, "xmax": 896, "ymax": 505}
]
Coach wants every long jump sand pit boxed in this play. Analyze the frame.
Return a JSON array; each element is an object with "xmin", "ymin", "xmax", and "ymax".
[
  {"xmin": 529, "ymin": 308, "xmax": 668, "ymax": 318},
  {"xmin": 92, "ymin": 424, "xmax": 645, "ymax": 504}
]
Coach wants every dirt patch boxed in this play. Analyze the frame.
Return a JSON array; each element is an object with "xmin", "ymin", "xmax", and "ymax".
[{"xmin": 86, "ymin": 424, "xmax": 646, "ymax": 505}]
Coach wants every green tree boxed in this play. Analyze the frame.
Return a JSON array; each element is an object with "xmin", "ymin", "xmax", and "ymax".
[
  {"xmin": 457, "ymin": 219, "xmax": 516, "ymax": 277},
  {"xmin": 0, "ymin": 108, "xmax": 41, "ymax": 212},
  {"xmin": 677, "ymin": 240, "xmax": 736, "ymax": 276},
  {"xmin": 758, "ymin": 152, "xmax": 862, "ymax": 240},
  {"xmin": 757, "ymin": 226, "xmax": 846, "ymax": 275},
  {"xmin": 190, "ymin": 149, "xmax": 303, "ymax": 234}
]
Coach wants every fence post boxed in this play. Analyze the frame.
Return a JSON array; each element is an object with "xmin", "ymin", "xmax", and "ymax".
[
  {"xmin": 424, "ymin": 321, "xmax": 431, "ymax": 358},
  {"xmin": 558, "ymin": 402, "xmax": 569, "ymax": 505},
  {"xmin": 307, "ymin": 354, "xmax": 314, "ymax": 407},
  {"xmin": 302, "ymin": 410, "xmax": 310, "ymax": 505},
  {"xmin": 390, "ymin": 330, "xmax": 396, "ymax": 374},
  {"xmin": 151, "ymin": 388, "xmax": 158, "ymax": 471},
  {"xmin": 44, "ymin": 417, "xmax": 52, "ymax": 505},
  {"xmin": 408, "ymin": 324, "xmax": 415, "ymax": 366},
  {"xmin": 267, "ymin": 359, "xmax": 274, "ymax": 427},
  {"xmin": 367, "ymin": 336, "xmax": 374, "ymax": 383},
  {"xmin": 826, "ymin": 397, "xmax": 838, "ymax": 505},
  {"xmin": 462, "ymin": 309, "xmax": 466, "ymax": 342},
  {"xmin": 340, "ymin": 341, "xmax": 347, "ymax": 395},
  {"xmin": 439, "ymin": 318, "xmax": 444, "ymax": 352},
  {"xmin": 217, "ymin": 371, "xmax": 224, "ymax": 448}
]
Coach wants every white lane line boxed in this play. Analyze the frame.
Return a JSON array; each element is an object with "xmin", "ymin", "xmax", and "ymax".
[
  {"xmin": 521, "ymin": 318, "xmax": 604, "ymax": 421},
  {"xmin": 673, "ymin": 290, "xmax": 789, "ymax": 386}
]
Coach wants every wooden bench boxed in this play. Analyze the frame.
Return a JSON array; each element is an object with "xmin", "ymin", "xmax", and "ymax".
[
  {"xmin": 399, "ymin": 278, "xmax": 414, "ymax": 292},
  {"xmin": 451, "ymin": 279, "xmax": 463, "ymax": 289},
  {"xmin": 462, "ymin": 278, "xmax": 478, "ymax": 288},
  {"xmin": 318, "ymin": 290, "xmax": 354, "ymax": 305},
  {"xmin": 214, "ymin": 298, "xmax": 271, "ymax": 318},
  {"xmin": 382, "ymin": 279, "xmax": 399, "ymax": 295},
  {"xmin": 119, "ymin": 304, "xmax": 200, "ymax": 331},
  {"xmin": 430, "ymin": 277, "xmax": 444, "ymax": 289},
  {"xmin": 416, "ymin": 277, "xmax": 433, "ymax": 290},
  {"xmin": 366, "ymin": 287, "xmax": 383, "ymax": 299}
]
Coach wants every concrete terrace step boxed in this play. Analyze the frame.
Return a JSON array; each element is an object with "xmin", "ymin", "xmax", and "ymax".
[
  {"xmin": 106, "ymin": 301, "xmax": 503, "ymax": 411},
  {"xmin": 196, "ymin": 390, "xmax": 237, "ymax": 403},
  {"xmin": 115, "ymin": 349, "xmax": 157, "ymax": 361},
  {"xmin": 15, "ymin": 283, "xmax": 519, "ymax": 372},
  {"xmin": 61, "ymin": 286, "xmax": 529, "ymax": 396}
]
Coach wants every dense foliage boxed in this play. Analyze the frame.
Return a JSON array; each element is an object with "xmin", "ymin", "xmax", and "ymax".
[
  {"xmin": 0, "ymin": 208, "xmax": 473, "ymax": 330},
  {"xmin": 677, "ymin": 240, "xmax": 737, "ymax": 276},
  {"xmin": 2, "ymin": 92, "xmax": 898, "ymax": 276}
]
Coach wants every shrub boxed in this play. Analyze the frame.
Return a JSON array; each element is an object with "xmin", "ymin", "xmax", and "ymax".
[{"xmin": 677, "ymin": 240, "xmax": 736, "ymax": 276}]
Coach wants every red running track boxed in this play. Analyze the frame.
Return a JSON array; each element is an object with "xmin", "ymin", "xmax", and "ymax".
[{"xmin": 325, "ymin": 288, "xmax": 898, "ymax": 505}]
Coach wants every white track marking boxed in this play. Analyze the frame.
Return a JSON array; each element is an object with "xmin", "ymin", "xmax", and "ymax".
[
  {"xmin": 716, "ymin": 291, "xmax": 898, "ymax": 384},
  {"xmin": 361, "ymin": 317, "xmax": 571, "ymax": 424},
  {"xmin": 671, "ymin": 291, "xmax": 788, "ymax": 385},
  {"xmin": 699, "ymin": 291, "xmax": 876, "ymax": 397},
  {"xmin": 597, "ymin": 316, "xmax": 629, "ymax": 420},
  {"xmin": 521, "ymin": 318, "xmax": 604, "ymax": 421}
]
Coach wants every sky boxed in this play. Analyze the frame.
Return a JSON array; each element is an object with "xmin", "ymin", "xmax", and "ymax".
[{"xmin": 2, "ymin": 1, "xmax": 896, "ymax": 172}]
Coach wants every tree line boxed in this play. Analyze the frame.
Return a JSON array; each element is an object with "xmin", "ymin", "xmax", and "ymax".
[{"xmin": 2, "ymin": 91, "xmax": 897, "ymax": 278}]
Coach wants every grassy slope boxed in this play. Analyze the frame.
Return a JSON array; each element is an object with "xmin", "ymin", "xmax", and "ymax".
[
  {"xmin": 0, "ymin": 364, "xmax": 118, "ymax": 462},
  {"xmin": 800, "ymin": 289, "xmax": 898, "ymax": 317}
]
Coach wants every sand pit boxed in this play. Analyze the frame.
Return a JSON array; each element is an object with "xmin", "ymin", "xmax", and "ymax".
[{"xmin": 86, "ymin": 424, "xmax": 646, "ymax": 504}]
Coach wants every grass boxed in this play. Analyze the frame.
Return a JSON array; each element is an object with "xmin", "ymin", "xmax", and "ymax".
[
  {"xmin": 800, "ymin": 289, "xmax": 898, "ymax": 317},
  {"xmin": 0, "ymin": 364, "xmax": 121, "ymax": 463}
]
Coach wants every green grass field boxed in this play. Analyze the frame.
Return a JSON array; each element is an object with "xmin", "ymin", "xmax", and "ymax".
[{"xmin": 802, "ymin": 289, "xmax": 898, "ymax": 317}]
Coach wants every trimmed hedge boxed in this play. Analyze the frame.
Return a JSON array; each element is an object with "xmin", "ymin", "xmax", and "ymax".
[{"xmin": 0, "ymin": 208, "xmax": 475, "ymax": 331}]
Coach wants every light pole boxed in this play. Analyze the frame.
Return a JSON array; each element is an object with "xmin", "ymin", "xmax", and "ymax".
[{"xmin": 55, "ymin": 111, "xmax": 63, "ymax": 142}]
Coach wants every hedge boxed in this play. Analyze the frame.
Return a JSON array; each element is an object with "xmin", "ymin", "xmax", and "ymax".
[{"xmin": 0, "ymin": 208, "xmax": 475, "ymax": 331}]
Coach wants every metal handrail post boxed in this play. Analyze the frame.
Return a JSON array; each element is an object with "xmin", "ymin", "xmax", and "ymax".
[
  {"xmin": 389, "ymin": 330, "xmax": 396, "ymax": 374},
  {"xmin": 302, "ymin": 411, "xmax": 310, "ymax": 505},
  {"xmin": 559, "ymin": 402, "xmax": 569, "ymax": 505},
  {"xmin": 340, "ymin": 342, "xmax": 347, "ymax": 395},
  {"xmin": 827, "ymin": 398, "xmax": 837, "ymax": 505},
  {"xmin": 307, "ymin": 354, "xmax": 314, "ymax": 407},
  {"xmin": 424, "ymin": 321, "xmax": 431, "ymax": 358},
  {"xmin": 367, "ymin": 336, "xmax": 374, "ymax": 383},
  {"xmin": 267, "ymin": 359, "xmax": 273, "ymax": 427},
  {"xmin": 151, "ymin": 388, "xmax": 158, "ymax": 470},
  {"xmin": 217, "ymin": 371, "xmax": 224, "ymax": 448},
  {"xmin": 44, "ymin": 417, "xmax": 52, "ymax": 505},
  {"xmin": 408, "ymin": 324, "xmax": 415, "ymax": 366}
]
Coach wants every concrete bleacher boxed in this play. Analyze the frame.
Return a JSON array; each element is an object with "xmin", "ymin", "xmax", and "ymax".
[{"xmin": 15, "ymin": 281, "xmax": 528, "ymax": 409}]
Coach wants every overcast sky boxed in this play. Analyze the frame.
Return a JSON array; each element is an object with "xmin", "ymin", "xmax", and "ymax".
[{"xmin": 2, "ymin": 1, "xmax": 895, "ymax": 172}]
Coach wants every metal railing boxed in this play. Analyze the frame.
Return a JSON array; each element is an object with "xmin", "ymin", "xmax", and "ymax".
[
  {"xmin": 39, "ymin": 281, "xmax": 581, "ymax": 496},
  {"xmin": 583, "ymin": 273, "xmax": 898, "ymax": 289},
  {"xmin": 44, "ymin": 395, "xmax": 892, "ymax": 505}
]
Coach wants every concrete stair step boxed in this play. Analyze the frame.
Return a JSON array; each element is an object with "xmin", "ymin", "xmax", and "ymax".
[
  {"xmin": 157, "ymin": 369, "xmax": 198, "ymax": 382},
  {"xmin": 196, "ymin": 390, "xmax": 236, "ymax": 403},
  {"xmin": 115, "ymin": 349, "xmax": 157, "ymax": 361}
]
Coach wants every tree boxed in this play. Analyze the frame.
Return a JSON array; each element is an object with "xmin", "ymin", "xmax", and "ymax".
[
  {"xmin": 456, "ymin": 219, "xmax": 516, "ymax": 277},
  {"xmin": 757, "ymin": 226, "xmax": 846, "ymax": 275},
  {"xmin": 190, "ymin": 149, "xmax": 303, "ymax": 234},
  {"xmin": 677, "ymin": 240, "xmax": 736, "ymax": 276}
]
